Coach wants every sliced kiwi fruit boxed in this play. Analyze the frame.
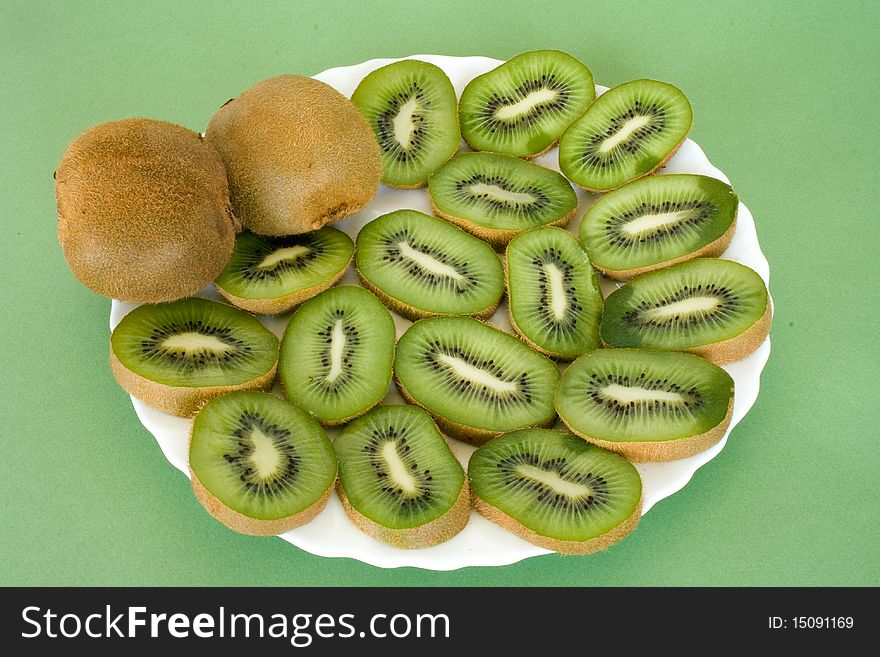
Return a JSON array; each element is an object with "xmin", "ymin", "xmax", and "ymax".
[
  {"xmin": 394, "ymin": 317, "xmax": 560, "ymax": 444},
  {"xmin": 459, "ymin": 50, "xmax": 595, "ymax": 158},
  {"xmin": 580, "ymin": 174, "xmax": 739, "ymax": 280},
  {"xmin": 559, "ymin": 79, "xmax": 693, "ymax": 192},
  {"xmin": 214, "ymin": 228, "xmax": 354, "ymax": 315},
  {"xmin": 601, "ymin": 258, "xmax": 771, "ymax": 364},
  {"xmin": 351, "ymin": 60, "xmax": 460, "ymax": 189},
  {"xmin": 55, "ymin": 118, "xmax": 237, "ymax": 304},
  {"xmin": 279, "ymin": 286, "xmax": 395, "ymax": 425},
  {"xmin": 355, "ymin": 209, "xmax": 505, "ymax": 320},
  {"xmin": 206, "ymin": 75, "xmax": 381, "ymax": 235},
  {"xmin": 468, "ymin": 429, "xmax": 642, "ymax": 554},
  {"xmin": 110, "ymin": 297, "xmax": 279, "ymax": 417},
  {"xmin": 505, "ymin": 227, "xmax": 603, "ymax": 360},
  {"xmin": 189, "ymin": 391, "xmax": 337, "ymax": 536},
  {"xmin": 334, "ymin": 405, "xmax": 469, "ymax": 548},
  {"xmin": 555, "ymin": 349, "xmax": 734, "ymax": 461},
  {"xmin": 428, "ymin": 152, "xmax": 577, "ymax": 247}
]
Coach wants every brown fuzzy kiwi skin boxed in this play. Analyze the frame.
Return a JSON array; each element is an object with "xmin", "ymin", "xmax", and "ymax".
[
  {"xmin": 338, "ymin": 478, "xmax": 471, "ymax": 549},
  {"xmin": 215, "ymin": 252, "xmax": 353, "ymax": 316},
  {"xmin": 394, "ymin": 376, "xmax": 556, "ymax": 446},
  {"xmin": 472, "ymin": 493, "xmax": 642, "ymax": 555},
  {"xmin": 206, "ymin": 75, "xmax": 381, "ymax": 236},
  {"xmin": 109, "ymin": 349, "xmax": 278, "ymax": 418},
  {"xmin": 560, "ymin": 396, "xmax": 734, "ymax": 462},
  {"xmin": 56, "ymin": 118, "xmax": 238, "ymax": 304},
  {"xmin": 569, "ymin": 134, "xmax": 689, "ymax": 194},
  {"xmin": 593, "ymin": 211, "xmax": 738, "ymax": 282},
  {"xmin": 191, "ymin": 468, "xmax": 334, "ymax": 536},
  {"xmin": 432, "ymin": 200, "xmax": 576, "ymax": 250},
  {"xmin": 355, "ymin": 269, "xmax": 501, "ymax": 322}
]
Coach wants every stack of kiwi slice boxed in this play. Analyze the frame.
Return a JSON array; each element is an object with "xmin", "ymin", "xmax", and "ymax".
[{"xmin": 69, "ymin": 50, "xmax": 772, "ymax": 557}]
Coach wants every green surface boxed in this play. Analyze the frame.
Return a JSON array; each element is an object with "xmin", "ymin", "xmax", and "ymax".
[{"xmin": 1, "ymin": 0, "xmax": 876, "ymax": 585}]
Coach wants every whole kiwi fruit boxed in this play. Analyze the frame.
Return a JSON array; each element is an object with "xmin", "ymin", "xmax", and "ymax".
[
  {"xmin": 206, "ymin": 75, "xmax": 382, "ymax": 236},
  {"xmin": 55, "ymin": 118, "xmax": 238, "ymax": 304}
]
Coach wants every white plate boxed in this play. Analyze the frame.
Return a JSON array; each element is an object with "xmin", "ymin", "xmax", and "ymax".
[{"xmin": 110, "ymin": 55, "xmax": 772, "ymax": 570}]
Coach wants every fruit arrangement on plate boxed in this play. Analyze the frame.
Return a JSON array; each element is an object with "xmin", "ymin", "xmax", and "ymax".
[{"xmin": 55, "ymin": 50, "xmax": 771, "ymax": 558}]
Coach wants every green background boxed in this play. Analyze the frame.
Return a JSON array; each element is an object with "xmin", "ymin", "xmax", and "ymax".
[{"xmin": 2, "ymin": 0, "xmax": 877, "ymax": 586}]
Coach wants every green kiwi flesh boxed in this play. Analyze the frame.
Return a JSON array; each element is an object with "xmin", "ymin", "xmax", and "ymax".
[
  {"xmin": 600, "ymin": 258, "xmax": 770, "ymax": 362},
  {"xmin": 110, "ymin": 297, "xmax": 279, "ymax": 416},
  {"xmin": 459, "ymin": 50, "xmax": 595, "ymax": 158},
  {"xmin": 215, "ymin": 228, "xmax": 354, "ymax": 314},
  {"xmin": 555, "ymin": 349, "xmax": 734, "ymax": 460},
  {"xmin": 351, "ymin": 59, "xmax": 460, "ymax": 188},
  {"xmin": 189, "ymin": 391, "xmax": 337, "ymax": 534},
  {"xmin": 505, "ymin": 227, "xmax": 603, "ymax": 360},
  {"xmin": 559, "ymin": 79, "xmax": 693, "ymax": 192},
  {"xmin": 429, "ymin": 152, "xmax": 577, "ymax": 245},
  {"xmin": 279, "ymin": 286, "xmax": 395, "ymax": 425},
  {"xmin": 355, "ymin": 209, "xmax": 504, "ymax": 319},
  {"xmin": 580, "ymin": 174, "xmax": 738, "ymax": 279},
  {"xmin": 334, "ymin": 405, "xmax": 469, "ymax": 547},
  {"xmin": 394, "ymin": 317, "xmax": 560, "ymax": 443},
  {"xmin": 468, "ymin": 429, "xmax": 642, "ymax": 553}
]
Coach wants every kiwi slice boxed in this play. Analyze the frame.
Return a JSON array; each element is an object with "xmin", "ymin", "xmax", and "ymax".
[
  {"xmin": 555, "ymin": 349, "xmax": 734, "ymax": 461},
  {"xmin": 505, "ymin": 227, "xmax": 603, "ymax": 360},
  {"xmin": 428, "ymin": 152, "xmax": 578, "ymax": 247},
  {"xmin": 559, "ymin": 79, "xmax": 693, "ymax": 192},
  {"xmin": 468, "ymin": 429, "xmax": 642, "ymax": 554},
  {"xmin": 215, "ymin": 228, "xmax": 354, "ymax": 315},
  {"xmin": 189, "ymin": 391, "xmax": 337, "ymax": 536},
  {"xmin": 279, "ymin": 286, "xmax": 395, "ymax": 425},
  {"xmin": 394, "ymin": 317, "xmax": 560, "ymax": 444},
  {"xmin": 459, "ymin": 50, "xmax": 595, "ymax": 158},
  {"xmin": 334, "ymin": 405, "xmax": 469, "ymax": 548},
  {"xmin": 601, "ymin": 258, "xmax": 771, "ymax": 364},
  {"xmin": 351, "ymin": 60, "xmax": 460, "ymax": 188},
  {"xmin": 581, "ymin": 174, "xmax": 739, "ymax": 280},
  {"xmin": 355, "ymin": 209, "xmax": 504, "ymax": 319},
  {"xmin": 110, "ymin": 297, "xmax": 279, "ymax": 417}
]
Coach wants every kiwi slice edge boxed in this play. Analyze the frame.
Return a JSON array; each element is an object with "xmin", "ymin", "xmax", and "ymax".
[
  {"xmin": 394, "ymin": 316, "xmax": 561, "ymax": 445},
  {"xmin": 600, "ymin": 258, "xmax": 771, "ymax": 365},
  {"xmin": 351, "ymin": 59, "xmax": 461, "ymax": 189},
  {"xmin": 468, "ymin": 429, "xmax": 642, "ymax": 555},
  {"xmin": 278, "ymin": 285, "xmax": 396, "ymax": 426},
  {"xmin": 559, "ymin": 78, "xmax": 693, "ymax": 193},
  {"xmin": 504, "ymin": 226, "xmax": 604, "ymax": 360},
  {"xmin": 215, "ymin": 228, "xmax": 354, "ymax": 315},
  {"xmin": 555, "ymin": 349, "xmax": 735, "ymax": 462},
  {"xmin": 110, "ymin": 297, "xmax": 279, "ymax": 418},
  {"xmin": 429, "ymin": 152, "xmax": 578, "ymax": 248},
  {"xmin": 189, "ymin": 390, "xmax": 337, "ymax": 536},
  {"xmin": 355, "ymin": 209, "xmax": 505, "ymax": 320},
  {"xmin": 335, "ymin": 405, "xmax": 470, "ymax": 548},
  {"xmin": 581, "ymin": 174, "xmax": 739, "ymax": 281}
]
